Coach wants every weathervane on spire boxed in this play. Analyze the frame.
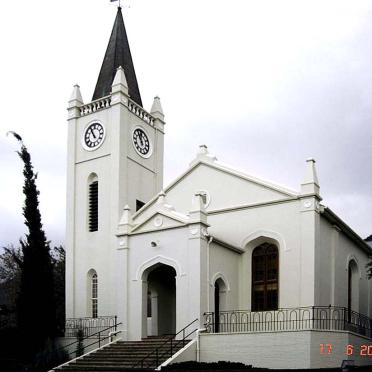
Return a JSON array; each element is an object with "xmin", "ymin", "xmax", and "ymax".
[
  {"xmin": 111, "ymin": 0, "xmax": 128, "ymax": 8},
  {"xmin": 111, "ymin": 0, "xmax": 121, "ymax": 8}
]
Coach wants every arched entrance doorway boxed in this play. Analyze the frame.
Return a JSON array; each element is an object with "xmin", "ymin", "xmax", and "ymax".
[{"xmin": 143, "ymin": 264, "xmax": 176, "ymax": 337}]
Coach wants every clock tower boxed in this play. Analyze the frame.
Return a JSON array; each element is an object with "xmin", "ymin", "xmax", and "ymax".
[{"xmin": 65, "ymin": 7, "xmax": 165, "ymax": 318}]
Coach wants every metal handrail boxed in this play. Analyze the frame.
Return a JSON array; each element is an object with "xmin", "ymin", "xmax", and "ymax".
[
  {"xmin": 65, "ymin": 315, "xmax": 118, "ymax": 337},
  {"xmin": 204, "ymin": 306, "xmax": 372, "ymax": 338},
  {"xmin": 64, "ymin": 323, "xmax": 122, "ymax": 356},
  {"xmin": 133, "ymin": 318, "xmax": 199, "ymax": 369},
  {"xmin": 50, "ymin": 321, "xmax": 122, "ymax": 364}
]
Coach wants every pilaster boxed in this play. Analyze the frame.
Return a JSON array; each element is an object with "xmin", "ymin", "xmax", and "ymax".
[
  {"xmin": 151, "ymin": 96, "xmax": 165, "ymax": 192},
  {"xmin": 65, "ymin": 84, "xmax": 84, "ymax": 318},
  {"xmin": 299, "ymin": 158, "xmax": 322, "ymax": 306},
  {"xmin": 330, "ymin": 225, "xmax": 341, "ymax": 306},
  {"xmin": 115, "ymin": 205, "xmax": 133, "ymax": 340},
  {"xmin": 187, "ymin": 193, "xmax": 210, "ymax": 324}
]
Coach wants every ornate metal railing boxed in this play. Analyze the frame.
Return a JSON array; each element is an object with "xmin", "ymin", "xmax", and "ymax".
[
  {"xmin": 65, "ymin": 315, "xmax": 118, "ymax": 337},
  {"xmin": 204, "ymin": 306, "xmax": 372, "ymax": 338}
]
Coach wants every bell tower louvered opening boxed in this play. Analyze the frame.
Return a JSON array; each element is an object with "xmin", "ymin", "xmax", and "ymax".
[{"xmin": 89, "ymin": 181, "xmax": 99, "ymax": 232}]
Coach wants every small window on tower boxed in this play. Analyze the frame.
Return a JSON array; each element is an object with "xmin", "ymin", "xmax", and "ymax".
[
  {"xmin": 136, "ymin": 200, "xmax": 145, "ymax": 212},
  {"xmin": 89, "ymin": 181, "xmax": 98, "ymax": 232}
]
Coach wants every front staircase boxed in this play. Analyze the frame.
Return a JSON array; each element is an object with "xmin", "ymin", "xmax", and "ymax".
[{"xmin": 53, "ymin": 337, "xmax": 188, "ymax": 371}]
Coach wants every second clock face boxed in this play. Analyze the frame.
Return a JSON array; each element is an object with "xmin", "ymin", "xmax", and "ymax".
[
  {"xmin": 132, "ymin": 128, "xmax": 151, "ymax": 157},
  {"xmin": 83, "ymin": 122, "xmax": 105, "ymax": 150}
]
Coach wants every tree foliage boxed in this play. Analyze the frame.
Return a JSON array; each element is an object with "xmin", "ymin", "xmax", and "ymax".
[
  {"xmin": 0, "ymin": 245, "xmax": 23, "ymax": 283},
  {"xmin": 0, "ymin": 244, "xmax": 65, "ymax": 327},
  {"xmin": 0, "ymin": 245, "xmax": 23, "ymax": 316},
  {"xmin": 8, "ymin": 132, "xmax": 57, "ymax": 355}
]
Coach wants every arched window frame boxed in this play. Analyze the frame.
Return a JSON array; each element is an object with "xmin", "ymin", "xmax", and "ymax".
[
  {"xmin": 87, "ymin": 269, "xmax": 98, "ymax": 318},
  {"xmin": 91, "ymin": 273, "xmax": 98, "ymax": 318},
  {"xmin": 251, "ymin": 243, "xmax": 279, "ymax": 312},
  {"xmin": 347, "ymin": 259, "xmax": 359, "ymax": 314}
]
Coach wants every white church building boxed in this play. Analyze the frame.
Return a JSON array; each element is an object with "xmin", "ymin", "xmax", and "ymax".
[{"xmin": 64, "ymin": 7, "xmax": 372, "ymax": 370}]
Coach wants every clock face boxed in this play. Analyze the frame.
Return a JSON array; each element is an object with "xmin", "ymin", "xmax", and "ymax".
[
  {"xmin": 82, "ymin": 122, "xmax": 105, "ymax": 151},
  {"xmin": 132, "ymin": 128, "xmax": 151, "ymax": 158}
]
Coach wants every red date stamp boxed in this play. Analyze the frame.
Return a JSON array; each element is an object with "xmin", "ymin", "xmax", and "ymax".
[{"xmin": 320, "ymin": 344, "xmax": 372, "ymax": 356}]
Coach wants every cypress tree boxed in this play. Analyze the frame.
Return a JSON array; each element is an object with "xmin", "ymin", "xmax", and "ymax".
[{"xmin": 8, "ymin": 132, "xmax": 57, "ymax": 356}]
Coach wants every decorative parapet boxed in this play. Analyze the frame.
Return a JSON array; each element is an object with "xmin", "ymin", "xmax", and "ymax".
[
  {"xmin": 79, "ymin": 94, "xmax": 155, "ymax": 127},
  {"xmin": 128, "ymin": 98, "xmax": 155, "ymax": 126},
  {"xmin": 80, "ymin": 96, "xmax": 111, "ymax": 116}
]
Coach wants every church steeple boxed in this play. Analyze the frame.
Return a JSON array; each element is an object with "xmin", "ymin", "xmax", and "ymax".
[{"xmin": 92, "ymin": 7, "xmax": 142, "ymax": 106}]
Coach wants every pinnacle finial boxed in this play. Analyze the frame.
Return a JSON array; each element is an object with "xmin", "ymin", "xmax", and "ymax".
[
  {"xmin": 301, "ymin": 158, "xmax": 320, "ymax": 196},
  {"xmin": 68, "ymin": 84, "xmax": 84, "ymax": 107},
  {"xmin": 151, "ymin": 96, "xmax": 164, "ymax": 121},
  {"xmin": 189, "ymin": 191, "xmax": 208, "ymax": 224},
  {"xmin": 112, "ymin": 66, "xmax": 129, "ymax": 95},
  {"xmin": 189, "ymin": 144, "xmax": 217, "ymax": 167},
  {"xmin": 119, "ymin": 204, "xmax": 133, "ymax": 226}
]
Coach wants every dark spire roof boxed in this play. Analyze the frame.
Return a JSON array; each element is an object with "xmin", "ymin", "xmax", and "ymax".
[{"xmin": 92, "ymin": 7, "xmax": 142, "ymax": 106}]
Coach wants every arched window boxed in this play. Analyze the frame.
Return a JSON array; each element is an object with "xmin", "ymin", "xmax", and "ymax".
[
  {"xmin": 348, "ymin": 259, "xmax": 359, "ymax": 313},
  {"xmin": 251, "ymin": 243, "xmax": 278, "ymax": 311},
  {"xmin": 91, "ymin": 273, "xmax": 98, "ymax": 318},
  {"xmin": 88, "ymin": 175, "xmax": 98, "ymax": 232},
  {"xmin": 87, "ymin": 269, "xmax": 98, "ymax": 318}
]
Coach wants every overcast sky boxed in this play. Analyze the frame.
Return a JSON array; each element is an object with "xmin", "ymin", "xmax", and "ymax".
[{"xmin": 0, "ymin": 0, "xmax": 371, "ymax": 249}]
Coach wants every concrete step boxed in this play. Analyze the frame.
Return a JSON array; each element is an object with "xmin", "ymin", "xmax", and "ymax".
[{"xmin": 54, "ymin": 337, "xmax": 191, "ymax": 371}]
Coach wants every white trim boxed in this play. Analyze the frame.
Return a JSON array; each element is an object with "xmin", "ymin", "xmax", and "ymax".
[
  {"xmin": 346, "ymin": 254, "xmax": 362, "ymax": 279},
  {"xmin": 210, "ymin": 272, "xmax": 231, "ymax": 291},
  {"xmin": 166, "ymin": 160, "xmax": 297, "ymax": 197},
  {"xmin": 241, "ymin": 230, "xmax": 288, "ymax": 252},
  {"xmin": 131, "ymin": 210, "xmax": 188, "ymax": 233},
  {"xmin": 131, "ymin": 160, "xmax": 298, "ymax": 220},
  {"xmin": 156, "ymin": 339, "xmax": 196, "ymax": 370},
  {"xmin": 134, "ymin": 255, "xmax": 184, "ymax": 281}
]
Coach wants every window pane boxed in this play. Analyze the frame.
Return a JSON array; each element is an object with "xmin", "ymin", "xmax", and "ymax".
[
  {"xmin": 91, "ymin": 273, "xmax": 98, "ymax": 318},
  {"xmin": 252, "ymin": 243, "xmax": 278, "ymax": 311},
  {"xmin": 92, "ymin": 299, "xmax": 98, "ymax": 318}
]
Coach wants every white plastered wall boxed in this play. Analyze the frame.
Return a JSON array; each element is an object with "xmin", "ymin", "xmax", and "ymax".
[
  {"xmin": 122, "ymin": 224, "xmax": 209, "ymax": 340},
  {"xmin": 318, "ymin": 216, "xmax": 371, "ymax": 316},
  {"xmin": 66, "ymin": 94, "xmax": 164, "ymax": 320},
  {"xmin": 208, "ymin": 242, "xmax": 240, "ymax": 313},
  {"xmin": 208, "ymin": 201, "xmax": 308, "ymax": 309},
  {"xmin": 199, "ymin": 330, "xmax": 372, "ymax": 369}
]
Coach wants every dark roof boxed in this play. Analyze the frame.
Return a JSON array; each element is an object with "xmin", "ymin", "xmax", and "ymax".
[
  {"xmin": 92, "ymin": 7, "xmax": 142, "ymax": 105},
  {"xmin": 365, "ymin": 235, "xmax": 372, "ymax": 242}
]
